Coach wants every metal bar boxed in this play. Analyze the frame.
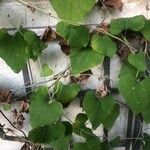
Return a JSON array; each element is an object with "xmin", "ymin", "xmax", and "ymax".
[
  {"xmin": 125, "ymin": 109, "xmax": 134, "ymax": 150},
  {"xmin": 132, "ymin": 114, "xmax": 143, "ymax": 150},
  {"xmin": 103, "ymin": 56, "xmax": 110, "ymax": 141}
]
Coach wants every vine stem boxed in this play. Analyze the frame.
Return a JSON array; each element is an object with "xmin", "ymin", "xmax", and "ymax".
[
  {"xmin": 0, "ymin": 110, "xmax": 26, "ymax": 138},
  {"xmin": 95, "ymin": 28, "xmax": 136, "ymax": 54},
  {"xmin": 15, "ymin": 0, "xmax": 139, "ymax": 54},
  {"xmin": 0, "ymin": 113, "xmax": 144, "ymax": 144},
  {"xmin": 0, "ymin": 126, "xmax": 32, "ymax": 144},
  {"xmin": 135, "ymin": 70, "xmax": 140, "ymax": 79},
  {"xmin": 15, "ymin": 0, "xmax": 58, "ymax": 20},
  {"xmin": 15, "ymin": 0, "xmax": 82, "ymax": 26},
  {"xmin": 11, "ymin": 65, "xmax": 71, "ymax": 93}
]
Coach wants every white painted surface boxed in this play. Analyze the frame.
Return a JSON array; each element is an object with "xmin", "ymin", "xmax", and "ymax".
[{"xmin": 0, "ymin": 0, "xmax": 150, "ymax": 150}]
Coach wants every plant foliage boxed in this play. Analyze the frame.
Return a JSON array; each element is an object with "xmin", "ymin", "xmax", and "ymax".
[{"xmin": 0, "ymin": 0, "xmax": 150, "ymax": 148}]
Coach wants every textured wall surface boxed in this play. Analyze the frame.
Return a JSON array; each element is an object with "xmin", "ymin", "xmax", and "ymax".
[{"xmin": 0, "ymin": 0, "xmax": 150, "ymax": 149}]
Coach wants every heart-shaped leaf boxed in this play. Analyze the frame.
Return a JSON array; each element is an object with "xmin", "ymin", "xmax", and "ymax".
[
  {"xmin": 50, "ymin": 0, "xmax": 96, "ymax": 23},
  {"xmin": 0, "ymin": 29, "xmax": 28, "ymax": 73},
  {"xmin": 74, "ymin": 113, "xmax": 88, "ymax": 126},
  {"xmin": 128, "ymin": 52, "xmax": 146, "ymax": 71},
  {"xmin": 141, "ymin": 20, "xmax": 150, "ymax": 42},
  {"xmin": 28, "ymin": 123, "xmax": 66, "ymax": 144},
  {"xmin": 70, "ymin": 48, "xmax": 104, "ymax": 75},
  {"xmin": 41, "ymin": 63, "xmax": 53, "ymax": 77},
  {"xmin": 73, "ymin": 113, "xmax": 93, "ymax": 138},
  {"xmin": 118, "ymin": 61, "xmax": 137, "ymax": 77},
  {"xmin": 142, "ymin": 103, "xmax": 150, "ymax": 123},
  {"xmin": 118, "ymin": 75, "xmax": 150, "ymax": 113},
  {"xmin": 91, "ymin": 35, "xmax": 117, "ymax": 57},
  {"xmin": 143, "ymin": 134, "xmax": 150, "ymax": 150},
  {"xmin": 23, "ymin": 30, "xmax": 47, "ymax": 61},
  {"xmin": 50, "ymin": 137, "xmax": 70, "ymax": 150},
  {"xmin": 102, "ymin": 104, "xmax": 120, "ymax": 129},
  {"xmin": 56, "ymin": 22, "xmax": 90, "ymax": 48},
  {"xmin": 73, "ymin": 137, "xmax": 102, "ymax": 150},
  {"xmin": 30, "ymin": 86, "xmax": 63, "ymax": 128},
  {"xmin": 0, "ymin": 29, "xmax": 47, "ymax": 73},
  {"xmin": 109, "ymin": 15, "xmax": 145, "ymax": 35},
  {"xmin": 83, "ymin": 91, "xmax": 118, "ymax": 130},
  {"xmin": 54, "ymin": 81, "xmax": 80, "ymax": 103}
]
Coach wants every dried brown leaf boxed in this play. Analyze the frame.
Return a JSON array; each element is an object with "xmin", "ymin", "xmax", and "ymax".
[
  {"xmin": 0, "ymin": 89, "xmax": 12, "ymax": 103},
  {"xmin": 31, "ymin": 145, "xmax": 43, "ymax": 150},
  {"xmin": 117, "ymin": 31, "xmax": 144, "ymax": 59},
  {"xmin": 104, "ymin": 0, "xmax": 123, "ymax": 10},
  {"xmin": 19, "ymin": 100, "xmax": 29, "ymax": 113},
  {"xmin": 20, "ymin": 143, "xmax": 31, "ymax": 150},
  {"xmin": 96, "ymin": 84, "xmax": 109, "ymax": 97},
  {"xmin": 100, "ymin": 22, "xmax": 109, "ymax": 32},
  {"xmin": 146, "ymin": 4, "xmax": 150, "ymax": 11},
  {"xmin": 41, "ymin": 26, "xmax": 58, "ymax": 42},
  {"xmin": 59, "ymin": 39, "xmax": 70, "ymax": 55},
  {"xmin": 12, "ymin": 109, "xmax": 25, "ymax": 130},
  {"xmin": 70, "ymin": 70, "xmax": 92, "ymax": 84}
]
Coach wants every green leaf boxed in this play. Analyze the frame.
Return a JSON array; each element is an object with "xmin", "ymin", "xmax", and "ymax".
[
  {"xmin": 141, "ymin": 20, "xmax": 150, "ymax": 41},
  {"xmin": 110, "ymin": 15, "xmax": 145, "ymax": 35},
  {"xmin": 50, "ymin": 136, "xmax": 69, "ymax": 150},
  {"xmin": 109, "ymin": 136, "xmax": 121, "ymax": 147},
  {"xmin": 128, "ymin": 52, "xmax": 146, "ymax": 71},
  {"xmin": 62, "ymin": 121, "xmax": 73, "ymax": 136},
  {"xmin": 142, "ymin": 104, "xmax": 150, "ymax": 123},
  {"xmin": 23, "ymin": 30, "xmax": 47, "ymax": 61},
  {"xmin": 143, "ymin": 134, "xmax": 150, "ymax": 150},
  {"xmin": 56, "ymin": 22, "xmax": 90, "ymax": 48},
  {"xmin": 102, "ymin": 104, "xmax": 120, "ymax": 129},
  {"xmin": 74, "ymin": 126, "xmax": 93, "ymax": 139},
  {"xmin": 74, "ymin": 113, "xmax": 88, "ymax": 126},
  {"xmin": 73, "ymin": 113, "xmax": 94, "ymax": 138},
  {"xmin": 28, "ymin": 123, "xmax": 66, "ymax": 144},
  {"xmin": 83, "ymin": 91, "xmax": 101, "ymax": 130},
  {"xmin": 91, "ymin": 35, "xmax": 117, "ymax": 57},
  {"xmin": 0, "ymin": 29, "xmax": 47, "ymax": 73},
  {"xmin": 118, "ymin": 75, "xmax": 150, "ymax": 113},
  {"xmin": 70, "ymin": 48, "xmax": 104, "ymax": 75},
  {"xmin": 54, "ymin": 81, "xmax": 80, "ymax": 103},
  {"xmin": 119, "ymin": 61, "xmax": 137, "ymax": 77},
  {"xmin": 73, "ymin": 137, "xmax": 102, "ymax": 150},
  {"xmin": 83, "ymin": 91, "xmax": 117, "ymax": 130},
  {"xmin": 50, "ymin": 0, "xmax": 95, "ymax": 23},
  {"xmin": 41, "ymin": 63, "xmax": 53, "ymax": 77},
  {"xmin": 0, "ymin": 29, "xmax": 28, "ymax": 73},
  {"xmin": 30, "ymin": 86, "xmax": 63, "ymax": 128}
]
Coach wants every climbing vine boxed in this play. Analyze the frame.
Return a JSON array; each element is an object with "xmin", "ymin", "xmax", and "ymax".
[{"xmin": 0, "ymin": 0, "xmax": 150, "ymax": 150}]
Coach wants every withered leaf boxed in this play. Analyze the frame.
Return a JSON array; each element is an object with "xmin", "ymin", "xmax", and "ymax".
[
  {"xmin": 31, "ymin": 145, "xmax": 43, "ymax": 150},
  {"xmin": 41, "ymin": 26, "xmax": 58, "ymax": 42},
  {"xmin": 104, "ymin": 0, "xmax": 123, "ymax": 10},
  {"xmin": 99, "ymin": 23, "xmax": 109, "ymax": 32},
  {"xmin": 117, "ymin": 31, "xmax": 144, "ymax": 59},
  {"xmin": 0, "ymin": 89, "xmax": 12, "ymax": 103},
  {"xmin": 59, "ymin": 39, "xmax": 70, "ymax": 55},
  {"xmin": 19, "ymin": 100, "xmax": 29, "ymax": 113},
  {"xmin": 20, "ymin": 143, "xmax": 31, "ymax": 150},
  {"xmin": 70, "ymin": 70, "xmax": 92, "ymax": 84},
  {"xmin": 146, "ymin": 4, "xmax": 150, "ymax": 11},
  {"xmin": 12, "ymin": 109, "xmax": 25, "ymax": 129},
  {"xmin": 96, "ymin": 84, "xmax": 109, "ymax": 97},
  {"xmin": 91, "ymin": 23, "xmax": 109, "ymax": 37}
]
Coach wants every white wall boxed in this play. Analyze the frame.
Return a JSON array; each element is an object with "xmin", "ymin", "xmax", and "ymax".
[{"xmin": 0, "ymin": 0, "xmax": 150, "ymax": 149}]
